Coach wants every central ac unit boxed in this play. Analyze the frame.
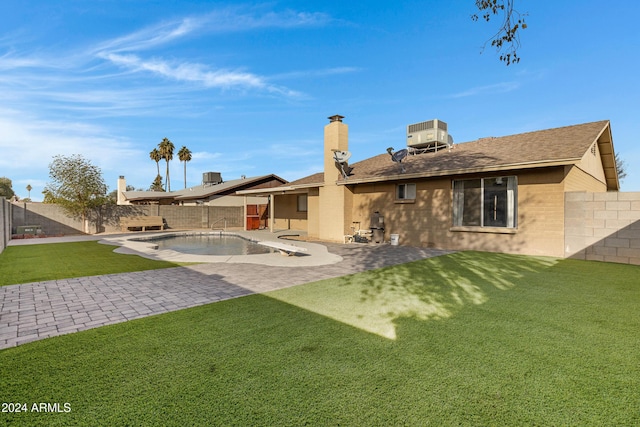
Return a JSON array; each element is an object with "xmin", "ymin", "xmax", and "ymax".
[{"xmin": 407, "ymin": 119, "xmax": 449, "ymax": 149}]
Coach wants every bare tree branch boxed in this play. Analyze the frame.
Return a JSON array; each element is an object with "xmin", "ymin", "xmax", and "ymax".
[{"xmin": 472, "ymin": 0, "xmax": 528, "ymax": 65}]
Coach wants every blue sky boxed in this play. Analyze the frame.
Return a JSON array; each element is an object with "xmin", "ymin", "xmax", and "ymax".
[{"xmin": 1, "ymin": 1, "xmax": 639, "ymax": 201}]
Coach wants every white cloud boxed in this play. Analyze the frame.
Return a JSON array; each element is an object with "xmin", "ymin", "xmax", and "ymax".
[
  {"xmin": 93, "ymin": 7, "xmax": 331, "ymax": 54},
  {"xmin": 0, "ymin": 52, "xmax": 46, "ymax": 70},
  {"xmin": 92, "ymin": 18, "xmax": 205, "ymax": 54},
  {"xmin": 101, "ymin": 53, "xmax": 264, "ymax": 89},
  {"xmin": 0, "ymin": 107, "xmax": 144, "ymax": 199},
  {"xmin": 88, "ymin": 7, "xmax": 332, "ymax": 96}
]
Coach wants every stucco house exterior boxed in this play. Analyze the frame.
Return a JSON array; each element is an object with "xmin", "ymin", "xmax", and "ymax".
[{"xmin": 239, "ymin": 115, "xmax": 619, "ymax": 258}]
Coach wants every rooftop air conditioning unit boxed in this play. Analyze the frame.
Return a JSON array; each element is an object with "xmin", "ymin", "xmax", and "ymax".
[
  {"xmin": 407, "ymin": 119, "xmax": 450, "ymax": 150},
  {"xmin": 203, "ymin": 172, "xmax": 222, "ymax": 185}
]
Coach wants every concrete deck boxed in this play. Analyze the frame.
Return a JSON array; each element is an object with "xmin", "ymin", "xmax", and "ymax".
[{"xmin": 1, "ymin": 232, "xmax": 452, "ymax": 350}]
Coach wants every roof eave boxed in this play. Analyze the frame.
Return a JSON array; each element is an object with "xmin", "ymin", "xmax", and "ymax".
[
  {"xmin": 336, "ymin": 159, "xmax": 581, "ymax": 185},
  {"xmin": 237, "ymin": 182, "xmax": 322, "ymax": 195},
  {"xmin": 593, "ymin": 122, "xmax": 619, "ymax": 191}
]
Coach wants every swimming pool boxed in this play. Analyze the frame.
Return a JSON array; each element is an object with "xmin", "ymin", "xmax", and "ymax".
[{"xmin": 136, "ymin": 233, "xmax": 275, "ymax": 256}]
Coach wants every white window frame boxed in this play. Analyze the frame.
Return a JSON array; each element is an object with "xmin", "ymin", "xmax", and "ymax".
[
  {"xmin": 396, "ymin": 183, "xmax": 416, "ymax": 201},
  {"xmin": 452, "ymin": 176, "xmax": 517, "ymax": 229}
]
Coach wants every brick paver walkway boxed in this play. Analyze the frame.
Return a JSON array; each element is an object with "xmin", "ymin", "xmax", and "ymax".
[{"xmin": 0, "ymin": 243, "xmax": 451, "ymax": 349}]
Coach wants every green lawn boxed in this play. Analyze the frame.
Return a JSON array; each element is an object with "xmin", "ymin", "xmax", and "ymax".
[
  {"xmin": 0, "ymin": 241, "xmax": 181, "ymax": 286},
  {"xmin": 1, "ymin": 252, "xmax": 639, "ymax": 425}
]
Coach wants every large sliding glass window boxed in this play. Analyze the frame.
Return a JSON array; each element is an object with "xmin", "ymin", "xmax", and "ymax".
[{"xmin": 453, "ymin": 177, "xmax": 517, "ymax": 228}]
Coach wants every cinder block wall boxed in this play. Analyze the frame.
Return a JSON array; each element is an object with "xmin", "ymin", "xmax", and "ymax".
[
  {"xmin": 158, "ymin": 205, "xmax": 243, "ymax": 229},
  {"xmin": 12, "ymin": 202, "xmax": 97, "ymax": 235},
  {"xmin": 11, "ymin": 203, "xmax": 243, "ymax": 236},
  {"xmin": 565, "ymin": 192, "xmax": 640, "ymax": 265}
]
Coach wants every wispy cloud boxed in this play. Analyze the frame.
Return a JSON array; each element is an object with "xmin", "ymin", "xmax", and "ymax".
[
  {"xmin": 92, "ymin": 8, "xmax": 331, "ymax": 55},
  {"xmin": 0, "ymin": 5, "xmax": 340, "ymax": 196},
  {"xmin": 0, "ymin": 107, "xmax": 145, "ymax": 198},
  {"xmin": 92, "ymin": 18, "xmax": 205, "ymax": 54},
  {"xmin": 100, "ymin": 52, "xmax": 301, "ymax": 96},
  {"xmin": 448, "ymin": 82, "xmax": 521, "ymax": 98},
  {"xmin": 90, "ymin": 7, "xmax": 331, "ymax": 95},
  {"xmin": 0, "ymin": 52, "xmax": 46, "ymax": 70}
]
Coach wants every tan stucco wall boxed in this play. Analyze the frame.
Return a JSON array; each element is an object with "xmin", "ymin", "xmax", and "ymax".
[
  {"xmin": 349, "ymin": 168, "xmax": 569, "ymax": 257},
  {"xmin": 350, "ymin": 179, "xmax": 450, "ymax": 247},
  {"xmin": 318, "ymin": 184, "xmax": 353, "ymax": 242},
  {"xmin": 273, "ymin": 194, "xmax": 308, "ymax": 231},
  {"xmin": 563, "ymin": 165, "xmax": 607, "ymax": 192},
  {"xmin": 512, "ymin": 168, "xmax": 566, "ymax": 257},
  {"xmin": 307, "ymin": 188, "xmax": 320, "ymax": 239},
  {"xmin": 576, "ymin": 140, "xmax": 607, "ymax": 185}
]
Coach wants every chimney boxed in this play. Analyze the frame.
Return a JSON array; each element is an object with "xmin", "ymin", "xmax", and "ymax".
[
  {"xmin": 324, "ymin": 115, "xmax": 348, "ymax": 182},
  {"xmin": 317, "ymin": 115, "xmax": 353, "ymax": 243},
  {"xmin": 117, "ymin": 176, "xmax": 129, "ymax": 205}
]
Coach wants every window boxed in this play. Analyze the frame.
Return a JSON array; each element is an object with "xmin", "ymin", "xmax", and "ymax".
[
  {"xmin": 297, "ymin": 194, "xmax": 308, "ymax": 212},
  {"xmin": 396, "ymin": 183, "xmax": 416, "ymax": 200},
  {"xmin": 453, "ymin": 177, "xmax": 517, "ymax": 228}
]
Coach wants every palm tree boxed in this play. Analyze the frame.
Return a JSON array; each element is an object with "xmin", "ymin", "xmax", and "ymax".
[
  {"xmin": 26, "ymin": 184, "xmax": 32, "ymax": 199},
  {"xmin": 149, "ymin": 148, "xmax": 162, "ymax": 178},
  {"xmin": 158, "ymin": 138, "xmax": 175, "ymax": 192},
  {"xmin": 178, "ymin": 146, "xmax": 192, "ymax": 189}
]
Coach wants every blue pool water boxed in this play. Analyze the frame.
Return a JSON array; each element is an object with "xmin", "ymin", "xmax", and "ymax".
[{"xmin": 143, "ymin": 234, "xmax": 274, "ymax": 256}]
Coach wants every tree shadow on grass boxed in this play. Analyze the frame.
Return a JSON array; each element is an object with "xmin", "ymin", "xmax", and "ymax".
[{"xmin": 270, "ymin": 251, "xmax": 558, "ymax": 340}]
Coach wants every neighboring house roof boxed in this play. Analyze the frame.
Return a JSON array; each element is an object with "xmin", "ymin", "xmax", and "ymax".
[
  {"xmin": 123, "ymin": 191, "xmax": 174, "ymax": 201},
  {"xmin": 173, "ymin": 174, "xmax": 287, "ymax": 201},
  {"xmin": 123, "ymin": 174, "xmax": 287, "ymax": 202}
]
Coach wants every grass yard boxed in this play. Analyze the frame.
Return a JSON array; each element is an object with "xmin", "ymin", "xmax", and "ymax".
[
  {"xmin": 1, "ymin": 252, "xmax": 639, "ymax": 425},
  {"xmin": 0, "ymin": 241, "xmax": 181, "ymax": 286}
]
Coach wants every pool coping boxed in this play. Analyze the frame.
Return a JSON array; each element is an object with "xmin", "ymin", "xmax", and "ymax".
[{"xmin": 99, "ymin": 230, "xmax": 344, "ymax": 267}]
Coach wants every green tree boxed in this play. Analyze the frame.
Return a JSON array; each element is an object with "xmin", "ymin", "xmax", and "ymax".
[
  {"xmin": 473, "ymin": 0, "xmax": 527, "ymax": 65},
  {"xmin": 149, "ymin": 148, "xmax": 162, "ymax": 179},
  {"xmin": 615, "ymin": 152, "xmax": 627, "ymax": 183},
  {"xmin": 26, "ymin": 184, "xmax": 32, "ymax": 199},
  {"xmin": 178, "ymin": 146, "xmax": 193, "ymax": 189},
  {"xmin": 158, "ymin": 138, "xmax": 175, "ymax": 192},
  {"xmin": 150, "ymin": 175, "xmax": 164, "ymax": 192},
  {"xmin": 43, "ymin": 154, "xmax": 108, "ymax": 233},
  {"xmin": 0, "ymin": 177, "xmax": 15, "ymax": 199}
]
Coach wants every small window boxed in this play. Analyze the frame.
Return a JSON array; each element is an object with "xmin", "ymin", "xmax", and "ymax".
[
  {"xmin": 297, "ymin": 194, "xmax": 308, "ymax": 212},
  {"xmin": 396, "ymin": 183, "xmax": 416, "ymax": 200}
]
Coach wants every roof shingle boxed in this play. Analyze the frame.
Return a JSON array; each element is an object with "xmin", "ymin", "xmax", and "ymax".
[{"xmin": 338, "ymin": 120, "xmax": 610, "ymax": 183}]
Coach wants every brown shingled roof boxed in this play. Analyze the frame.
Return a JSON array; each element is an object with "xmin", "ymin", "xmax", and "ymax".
[
  {"xmin": 338, "ymin": 120, "xmax": 611, "ymax": 183},
  {"xmin": 288, "ymin": 172, "xmax": 324, "ymax": 187}
]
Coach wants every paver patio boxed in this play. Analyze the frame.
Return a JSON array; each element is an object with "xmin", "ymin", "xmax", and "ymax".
[{"xmin": 0, "ymin": 238, "xmax": 450, "ymax": 349}]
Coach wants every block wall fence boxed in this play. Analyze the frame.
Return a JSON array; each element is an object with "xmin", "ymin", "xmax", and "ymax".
[
  {"xmin": 565, "ymin": 192, "xmax": 640, "ymax": 265},
  {"xmin": 2, "ymin": 195, "xmax": 640, "ymax": 265},
  {"xmin": 10, "ymin": 203, "xmax": 243, "ymax": 236}
]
